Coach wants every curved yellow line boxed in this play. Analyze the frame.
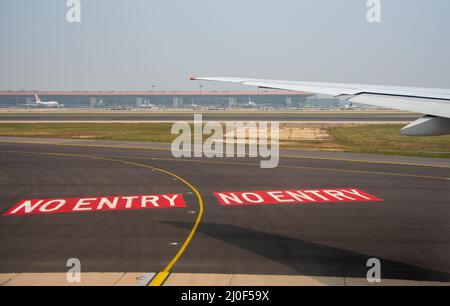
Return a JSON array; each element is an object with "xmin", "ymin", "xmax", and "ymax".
[
  {"xmin": 1, "ymin": 150, "xmax": 204, "ymax": 287},
  {"xmin": 92, "ymin": 157, "xmax": 205, "ymax": 286},
  {"xmin": 90, "ymin": 154, "xmax": 450, "ymax": 181},
  {"xmin": 1, "ymin": 149, "xmax": 447, "ymax": 181}
]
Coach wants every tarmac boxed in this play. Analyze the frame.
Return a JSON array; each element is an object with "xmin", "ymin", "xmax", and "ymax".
[
  {"xmin": 0, "ymin": 111, "xmax": 419, "ymax": 123},
  {"xmin": 0, "ymin": 137, "xmax": 449, "ymax": 286}
]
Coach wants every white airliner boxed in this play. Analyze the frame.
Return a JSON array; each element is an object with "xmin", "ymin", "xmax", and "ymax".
[
  {"xmin": 191, "ymin": 77, "xmax": 450, "ymax": 136},
  {"xmin": 233, "ymin": 97, "xmax": 257, "ymax": 108},
  {"xmin": 34, "ymin": 95, "xmax": 62, "ymax": 108},
  {"xmin": 235, "ymin": 97, "xmax": 273, "ymax": 109},
  {"xmin": 187, "ymin": 101, "xmax": 199, "ymax": 109},
  {"xmin": 140, "ymin": 100, "xmax": 158, "ymax": 109},
  {"xmin": 246, "ymin": 101, "xmax": 257, "ymax": 108}
]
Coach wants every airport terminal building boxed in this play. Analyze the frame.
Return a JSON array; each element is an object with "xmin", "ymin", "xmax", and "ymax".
[{"xmin": 0, "ymin": 90, "xmax": 345, "ymax": 109}]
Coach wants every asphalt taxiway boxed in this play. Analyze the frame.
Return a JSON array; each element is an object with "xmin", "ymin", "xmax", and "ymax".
[
  {"xmin": 0, "ymin": 138, "xmax": 449, "ymax": 285},
  {"xmin": 0, "ymin": 111, "xmax": 419, "ymax": 123}
]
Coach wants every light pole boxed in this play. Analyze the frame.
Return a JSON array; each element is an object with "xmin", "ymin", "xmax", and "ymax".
[
  {"xmin": 198, "ymin": 85, "xmax": 203, "ymax": 107},
  {"xmin": 151, "ymin": 85, "xmax": 156, "ymax": 106}
]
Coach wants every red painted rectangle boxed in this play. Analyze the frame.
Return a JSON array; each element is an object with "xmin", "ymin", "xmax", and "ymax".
[
  {"xmin": 3, "ymin": 193, "xmax": 186, "ymax": 216},
  {"xmin": 214, "ymin": 188, "xmax": 383, "ymax": 206}
]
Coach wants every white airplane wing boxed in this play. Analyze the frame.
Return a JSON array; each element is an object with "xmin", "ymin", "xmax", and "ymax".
[{"xmin": 191, "ymin": 77, "xmax": 450, "ymax": 136}]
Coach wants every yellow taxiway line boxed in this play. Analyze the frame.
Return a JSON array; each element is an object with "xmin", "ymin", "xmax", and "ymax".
[
  {"xmin": 80, "ymin": 153, "xmax": 450, "ymax": 181},
  {"xmin": 0, "ymin": 139, "xmax": 448, "ymax": 169},
  {"xmin": 1, "ymin": 148, "xmax": 448, "ymax": 181},
  {"xmin": 0, "ymin": 150, "xmax": 205, "ymax": 287}
]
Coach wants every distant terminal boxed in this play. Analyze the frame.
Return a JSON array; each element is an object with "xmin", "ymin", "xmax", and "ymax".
[{"xmin": 0, "ymin": 90, "xmax": 351, "ymax": 109}]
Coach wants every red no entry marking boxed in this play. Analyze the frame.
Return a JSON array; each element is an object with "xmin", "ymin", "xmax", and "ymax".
[
  {"xmin": 214, "ymin": 188, "xmax": 383, "ymax": 206},
  {"xmin": 3, "ymin": 194, "xmax": 186, "ymax": 216}
]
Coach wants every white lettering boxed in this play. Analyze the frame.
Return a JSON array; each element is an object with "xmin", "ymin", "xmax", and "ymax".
[
  {"xmin": 216, "ymin": 193, "xmax": 244, "ymax": 205},
  {"xmin": 241, "ymin": 192, "xmax": 264, "ymax": 204},
  {"xmin": 122, "ymin": 196, "xmax": 139, "ymax": 208},
  {"xmin": 9, "ymin": 200, "xmax": 43, "ymax": 215},
  {"xmin": 342, "ymin": 189, "xmax": 372, "ymax": 200},
  {"xmin": 323, "ymin": 190, "xmax": 356, "ymax": 201},
  {"xmin": 73, "ymin": 198, "xmax": 96, "ymax": 211},
  {"xmin": 66, "ymin": 0, "xmax": 81, "ymax": 23},
  {"xmin": 40, "ymin": 199, "xmax": 66, "ymax": 213},
  {"xmin": 142, "ymin": 196, "xmax": 160, "ymax": 208},
  {"xmin": 162, "ymin": 194, "xmax": 179, "ymax": 207},
  {"xmin": 97, "ymin": 197, "xmax": 119, "ymax": 210},
  {"xmin": 267, "ymin": 191, "xmax": 295, "ymax": 203}
]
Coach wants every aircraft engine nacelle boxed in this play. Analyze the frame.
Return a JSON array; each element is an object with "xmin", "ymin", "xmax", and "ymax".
[{"xmin": 401, "ymin": 116, "xmax": 450, "ymax": 136}]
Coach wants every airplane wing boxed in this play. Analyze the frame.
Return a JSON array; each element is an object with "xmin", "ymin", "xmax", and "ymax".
[{"xmin": 190, "ymin": 77, "xmax": 450, "ymax": 136}]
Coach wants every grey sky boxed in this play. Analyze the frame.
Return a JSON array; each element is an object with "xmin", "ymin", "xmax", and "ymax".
[{"xmin": 0, "ymin": 0, "xmax": 449, "ymax": 91}]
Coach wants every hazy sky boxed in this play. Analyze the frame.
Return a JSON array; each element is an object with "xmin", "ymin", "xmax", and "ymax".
[{"xmin": 1, "ymin": 0, "xmax": 449, "ymax": 91}]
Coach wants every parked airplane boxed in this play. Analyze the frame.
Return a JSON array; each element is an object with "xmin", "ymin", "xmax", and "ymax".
[
  {"xmin": 140, "ymin": 100, "xmax": 158, "ymax": 109},
  {"xmin": 243, "ymin": 100, "xmax": 257, "ymax": 108},
  {"xmin": 234, "ymin": 97, "xmax": 273, "ymax": 109},
  {"xmin": 191, "ymin": 77, "xmax": 450, "ymax": 136},
  {"xmin": 186, "ymin": 100, "xmax": 200, "ymax": 109},
  {"xmin": 342, "ymin": 102, "xmax": 354, "ymax": 110},
  {"xmin": 34, "ymin": 95, "xmax": 62, "ymax": 108},
  {"xmin": 233, "ymin": 97, "xmax": 256, "ymax": 108}
]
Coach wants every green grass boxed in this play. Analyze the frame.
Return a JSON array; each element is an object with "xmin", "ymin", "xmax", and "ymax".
[
  {"xmin": 328, "ymin": 125, "xmax": 450, "ymax": 158},
  {"xmin": 0, "ymin": 123, "xmax": 448, "ymax": 158},
  {"xmin": 0, "ymin": 123, "xmax": 177, "ymax": 143}
]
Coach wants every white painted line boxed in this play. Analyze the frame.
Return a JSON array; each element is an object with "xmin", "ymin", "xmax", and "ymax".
[{"xmin": 137, "ymin": 273, "xmax": 156, "ymax": 287}]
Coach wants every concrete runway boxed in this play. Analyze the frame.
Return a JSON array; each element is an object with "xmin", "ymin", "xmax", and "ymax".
[
  {"xmin": 0, "ymin": 138, "xmax": 449, "ymax": 284},
  {"xmin": 0, "ymin": 112, "xmax": 419, "ymax": 122}
]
